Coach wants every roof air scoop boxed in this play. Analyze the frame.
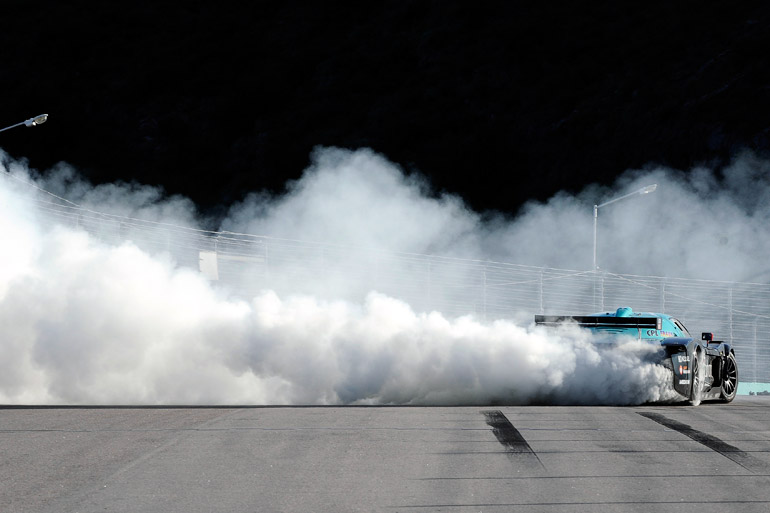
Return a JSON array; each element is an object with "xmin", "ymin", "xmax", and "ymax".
[{"xmin": 615, "ymin": 307, "xmax": 634, "ymax": 317}]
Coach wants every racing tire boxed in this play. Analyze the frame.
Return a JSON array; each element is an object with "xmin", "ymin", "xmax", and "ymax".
[
  {"xmin": 720, "ymin": 352, "xmax": 738, "ymax": 402},
  {"xmin": 689, "ymin": 356, "xmax": 702, "ymax": 406}
]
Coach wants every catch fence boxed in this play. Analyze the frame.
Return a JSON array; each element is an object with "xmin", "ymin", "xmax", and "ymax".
[{"xmin": 21, "ymin": 182, "xmax": 770, "ymax": 384}]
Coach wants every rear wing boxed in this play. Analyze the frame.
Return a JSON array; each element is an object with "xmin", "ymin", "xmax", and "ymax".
[{"xmin": 535, "ymin": 315, "xmax": 662, "ymax": 330}]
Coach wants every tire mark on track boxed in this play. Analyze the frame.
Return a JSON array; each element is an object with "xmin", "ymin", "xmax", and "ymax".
[
  {"xmin": 482, "ymin": 410, "xmax": 544, "ymax": 469},
  {"xmin": 638, "ymin": 411, "xmax": 770, "ymax": 473}
]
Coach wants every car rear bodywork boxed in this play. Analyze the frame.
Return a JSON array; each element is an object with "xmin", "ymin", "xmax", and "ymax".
[{"xmin": 535, "ymin": 307, "xmax": 738, "ymax": 403}]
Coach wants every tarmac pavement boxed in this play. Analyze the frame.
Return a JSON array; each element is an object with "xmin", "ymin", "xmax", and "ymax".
[{"xmin": 2, "ymin": 397, "xmax": 770, "ymax": 512}]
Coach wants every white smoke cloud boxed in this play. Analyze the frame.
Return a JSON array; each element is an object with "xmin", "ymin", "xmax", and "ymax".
[
  {"xmin": 221, "ymin": 147, "xmax": 481, "ymax": 256},
  {"xmin": 220, "ymin": 147, "xmax": 770, "ymax": 282},
  {"xmin": 490, "ymin": 151, "xmax": 770, "ymax": 281},
  {"xmin": 0, "ymin": 224, "xmax": 676, "ymax": 404},
  {"xmin": 1, "ymin": 147, "xmax": 767, "ymax": 405},
  {"xmin": 36, "ymin": 161, "xmax": 202, "ymax": 228}
]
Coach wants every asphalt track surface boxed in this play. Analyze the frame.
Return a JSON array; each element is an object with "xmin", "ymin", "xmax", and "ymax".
[{"xmin": 2, "ymin": 397, "xmax": 770, "ymax": 512}]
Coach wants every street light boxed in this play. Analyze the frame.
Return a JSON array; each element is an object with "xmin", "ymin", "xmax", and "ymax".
[
  {"xmin": 0, "ymin": 114, "xmax": 49, "ymax": 133},
  {"xmin": 592, "ymin": 183, "xmax": 657, "ymax": 270}
]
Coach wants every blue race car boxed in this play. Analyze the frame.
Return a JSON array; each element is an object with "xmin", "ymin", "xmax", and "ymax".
[{"xmin": 535, "ymin": 306, "xmax": 738, "ymax": 404}]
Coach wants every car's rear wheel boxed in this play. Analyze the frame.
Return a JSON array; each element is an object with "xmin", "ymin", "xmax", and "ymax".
[
  {"xmin": 720, "ymin": 352, "xmax": 738, "ymax": 402},
  {"xmin": 689, "ymin": 356, "xmax": 702, "ymax": 406}
]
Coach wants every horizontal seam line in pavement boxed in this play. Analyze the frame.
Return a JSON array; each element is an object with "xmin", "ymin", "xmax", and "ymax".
[
  {"xmin": 0, "ymin": 426, "xmax": 489, "ymax": 432},
  {"xmin": 432, "ymin": 449, "xmax": 770, "ymax": 454},
  {"xmin": 416, "ymin": 474, "xmax": 770, "ymax": 480},
  {"xmin": 394, "ymin": 500, "xmax": 770, "ymax": 508}
]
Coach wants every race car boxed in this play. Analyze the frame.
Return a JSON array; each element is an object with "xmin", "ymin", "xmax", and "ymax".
[{"xmin": 535, "ymin": 306, "xmax": 738, "ymax": 404}]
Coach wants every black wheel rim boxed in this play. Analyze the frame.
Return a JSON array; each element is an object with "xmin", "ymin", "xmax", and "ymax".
[{"xmin": 723, "ymin": 356, "xmax": 737, "ymax": 396}]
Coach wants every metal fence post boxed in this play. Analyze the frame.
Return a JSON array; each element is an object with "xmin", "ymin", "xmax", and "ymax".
[
  {"xmin": 600, "ymin": 271, "xmax": 605, "ymax": 311},
  {"xmin": 753, "ymin": 318, "xmax": 758, "ymax": 383},
  {"xmin": 482, "ymin": 267, "xmax": 487, "ymax": 320},
  {"xmin": 539, "ymin": 270, "xmax": 544, "ymax": 314},
  {"xmin": 264, "ymin": 240, "xmax": 269, "ymax": 283},
  {"xmin": 728, "ymin": 286, "xmax": 734, "ymax": 344},
  {"xmin": 659, "ymin": 278, "xmax": 666, "ymax": 312}
]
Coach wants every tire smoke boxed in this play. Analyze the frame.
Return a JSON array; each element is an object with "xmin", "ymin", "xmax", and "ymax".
[{"xmin": 2, "ymin": 147, "xmax": 767, "ymax": 404}]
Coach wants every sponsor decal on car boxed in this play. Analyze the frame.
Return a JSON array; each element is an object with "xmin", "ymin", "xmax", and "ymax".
[
  {"xmin": 679, "ymin": 365, "xmax": 690, "ymax": 375},
  {"xmin": 679, "ymin": 379, "xmax": 691, "ymax": 385},
  {"xmin": 677, "ymin": 355, "xmax": 690, "ymax": 363}
]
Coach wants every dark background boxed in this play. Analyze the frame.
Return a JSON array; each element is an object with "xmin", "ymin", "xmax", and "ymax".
[{"xmin": 1, "ymin": 0, "xmax": 769, "ymax": 215}]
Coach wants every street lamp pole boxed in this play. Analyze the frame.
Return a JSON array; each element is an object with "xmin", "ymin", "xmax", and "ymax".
[
  {"xmin": 592, "ymin": 184, "xmax": 657, "ymax": 271},
  {"xmin": 0, "ymin": 114, "xmax": 49, "ymax": 133}
]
